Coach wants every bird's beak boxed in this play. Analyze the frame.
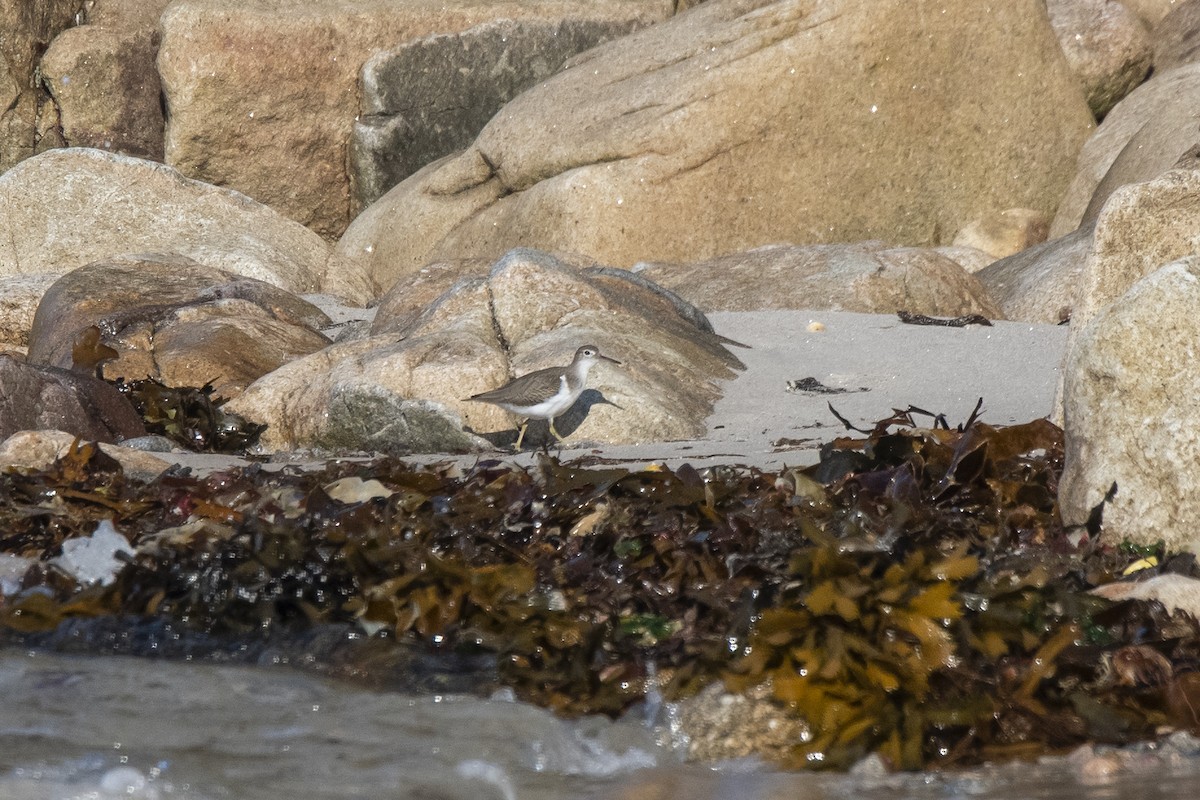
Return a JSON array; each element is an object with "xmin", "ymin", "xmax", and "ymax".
[{"xmin": 601, "ymin": 354, "xmax": 621, "ymax": 366}]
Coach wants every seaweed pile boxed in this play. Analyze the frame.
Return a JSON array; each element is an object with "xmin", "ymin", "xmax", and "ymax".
[{"xmin": 2, "ymin": 408, "xmax": 1200, "ymax": 770}]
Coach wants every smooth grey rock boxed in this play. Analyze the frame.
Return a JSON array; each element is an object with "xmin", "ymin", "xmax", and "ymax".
[
  {"xmin": 976, "ymin": 226, "xmax": 1092, "ymax": 324},
  {"xmin": 0, "ymin": 148, "xmax": 371, "ymax": 302},
  {"xmin": 633, "ymin": 242, "xmax": 1002, "ymax": 316},
  {"xmin": 1154, "ymin": 0, "xmax": 1200, "ymax": 72},
  {"xmin": 1120, "ymin": 0, "xmax": 1182, "ymax": 27},
  {"xmin": 1050, "ymin": 63, "xmax": 1200, "ymax": 237}
]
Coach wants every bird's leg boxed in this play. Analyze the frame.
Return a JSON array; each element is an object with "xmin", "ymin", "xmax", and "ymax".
[
  {"xmin": 514, "ymin": 420, "xmax": 530, "ymax": 451},
  {"xmin": 548, "ymin": 417, "xmax": 564, "ymax": 443}
]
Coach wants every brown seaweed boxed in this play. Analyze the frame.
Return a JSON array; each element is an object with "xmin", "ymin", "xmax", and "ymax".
[{"xmin": 2, "ymin": 410, "xmax": 1199, "ymax": 771}]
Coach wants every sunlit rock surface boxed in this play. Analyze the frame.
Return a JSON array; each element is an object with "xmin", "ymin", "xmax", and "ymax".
[
  {"xmin": 228, "ymin": 249, "xmax": 743, "ymax": 453},
  {"xmin": 158, "ymin": 0, "xmax": 672, "ymax": 238},
  {"xmin": 0, "ymin": 148, "xmax": 372, "ymax": 302},
  {"xmin": 1061, "ymin": 257, "xmax": 1200, "ymax": 553},
  {"xmin": 336, "ymin": 0, "xmax": 1093, "ymax": 291}
]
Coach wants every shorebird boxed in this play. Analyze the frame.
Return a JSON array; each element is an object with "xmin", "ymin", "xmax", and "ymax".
[{"xmin": 467, "ymin": 344, "xmax": 620, "ymax": 450}]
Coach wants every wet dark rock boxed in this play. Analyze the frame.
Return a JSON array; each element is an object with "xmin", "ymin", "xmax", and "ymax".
[
  {"xmin": 0, "ymin": 354, "xmax": 146, "ymax": 443},
  {"xmin": 27, "ymin": 254, "xmax": 332, "ymax": 399}
]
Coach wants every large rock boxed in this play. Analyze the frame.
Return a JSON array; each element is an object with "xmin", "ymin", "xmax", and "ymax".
[
  {"xmin": 27, "ymin": 254, "xmax": 332, "ymax": 399},
  {"xmin": 351, "ymin": 18, "xmax": 646, "ymax": 213},
  {"xmin": 1046, "ymin": 0, "xmax": 1151, "ymax": 118},
  {"xmin": 158, "ymin": 0, "xmax": 672, "ymax": 240},
  {"xmin": 1050, "ymin": 63, "xmax": 1200, "ymax": 237},
  {"xmin": 976, "ymin": 227, "xmax": 1092, "ymax": 324},
  {"xmin": 0, "ymin": 148, "xmax": 371, "ymax": 302},
  {"xmin": 226, "ymin": 249, "xmax": 744, "ymax": 454},
  {"xmin": 1052, "ymin": 167, "xmax": 1200, "ymax": 423},
  {"xmin": 1060, "ymin": 257, "xmax": 1200, "ymax": 553},
  {"xmin": 40, "ymin": 3, "xmax": 168, "ymax": 160},
  {"xmin": 632, "ymin": 242, "xmax": 1002, "ymax": 316},
  {"xmin": 0, "ymin": 0, "xmax": 84, "ymax": 172},
  {"xmin": 334, "ymin": 0, "xmax": 1094, "ymax": 292},
  {"xmin": 1154, "ymin": 1, "xmax": 1200, "ymax": 71},
  {"xmin": 0, "ymin": 354, "xmax": 147, "ymax": 444}
]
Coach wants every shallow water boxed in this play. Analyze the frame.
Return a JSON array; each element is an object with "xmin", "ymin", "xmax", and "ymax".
[{"xmin": 4, "ymin": 650, "xmax": 1200, "ymax": 800}]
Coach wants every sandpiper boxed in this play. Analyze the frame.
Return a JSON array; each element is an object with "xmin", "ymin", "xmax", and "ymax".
[{"xmin": 467, "ymin": 344, "xmax": 620, "ymax": 450}]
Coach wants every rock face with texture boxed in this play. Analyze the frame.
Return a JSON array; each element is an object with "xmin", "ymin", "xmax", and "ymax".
[
  {"xmin": 975, "ymin": 227, "xmax": 1091, "ymax": 324},
  {"xmin": 0, "ymin": 430, "xmax": 171, "ymax": 482},
  {"xmin": 632, "ymin": 242, "xmax": 1002, "ymax": 316},
  {"xmin": 1060, "ymin": 257, "xmax": 1200, "ymax": 554},
  {"xmin": 0, "ymin": 273, "xmax": 58, "ymax": 350},
  {"xmin": 1071, "ymin": 168, "xmax": 1200, "ymax": 331},
  {"xmin": 1050, "ymin": 63, "xmax": 1200, "ymax": 238},
  {"xmin": 0, "ymin": 0, "xmax": 84, "ymax": 172},
  {"xmin": 158, "ymin": 0, "xmax": 672, "ymax": 239},
  {"xmin": 27, "ymin": 254, "xmax": 332, "ymax": 399},
  {"xmin": 335, "ymin": 0, "xmax": 1094, "ymax": 292},
  {"xmin": 0, "ymin": 148, "xmax": 370, "ymax": 302},
  {"xmin": 1046, "ymin": 0, "xmax": 1151, "ymax": 118},
  {"xmin": 226, "ymin": 249, "xmax": 744, "ymax": 455},
  {"xmin": 0, "ymin": 354, "xmax": 147, "ymax": 444},
  {"xmin": 40, "ymin": 2, "xmax": 168, "ymax": 160},
  {"xmin": 371, "ymin": 258, "xmax": 500, "ymax": 334},
  {"xmin": 1053, "ymin": 167, "xmax": 1200, "ymax": 423},
  {"xmin": 951, "ymin": 208, "xmax": 1051, "ymax": 261},
  {"xmin": 351, "ymin": 18, "xmax": 645, "ymax": 212}
]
